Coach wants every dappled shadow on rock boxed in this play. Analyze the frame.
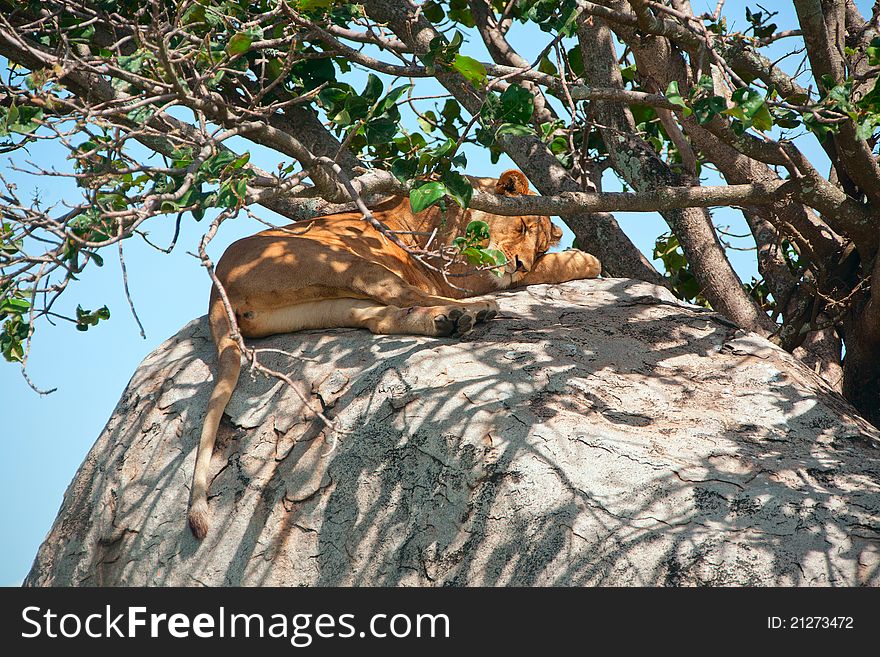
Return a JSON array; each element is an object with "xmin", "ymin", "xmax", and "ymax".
[{"xmin": 24, "ymin": 279, "xmax": 880, "ymax": 587}]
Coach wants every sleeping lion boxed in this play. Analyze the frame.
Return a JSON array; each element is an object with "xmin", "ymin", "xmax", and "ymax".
[{"xmin": 188, "ymin": 169, "xmax": 601, "ymax": 538}]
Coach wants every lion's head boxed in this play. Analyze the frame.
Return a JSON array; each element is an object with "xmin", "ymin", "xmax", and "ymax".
[{"xmin": 468, "ymin": 170, "xmax": 563, "ymax": 286}]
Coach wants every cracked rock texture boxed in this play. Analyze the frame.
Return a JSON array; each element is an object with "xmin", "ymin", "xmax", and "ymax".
[{"xmin": 25, "ymin": 279, "xmax": 880, "ymax": 586}]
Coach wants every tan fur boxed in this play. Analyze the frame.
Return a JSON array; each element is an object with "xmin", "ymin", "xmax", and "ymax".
[{"xmin": 188, "ymin": 170, "xmax": 601, "ymax": 538}]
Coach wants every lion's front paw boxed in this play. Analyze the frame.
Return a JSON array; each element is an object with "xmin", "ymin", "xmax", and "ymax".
[{"xmin": 564, "ymin": 249, "xmax": 602, "ymax": 279}]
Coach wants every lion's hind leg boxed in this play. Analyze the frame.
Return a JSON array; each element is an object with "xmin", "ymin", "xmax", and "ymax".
[
  {"xmin": 352, "ymin": 301, "xmax": 490, "ymax": 337},
  {"xmin": 241, "ymin": 298, "xmax": 496, "ymax": 339}
]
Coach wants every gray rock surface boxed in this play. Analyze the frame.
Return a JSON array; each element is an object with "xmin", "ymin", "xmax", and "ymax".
[{"xmin": 25, "ymin": 279, "xmax": 880, "ymax": 586}]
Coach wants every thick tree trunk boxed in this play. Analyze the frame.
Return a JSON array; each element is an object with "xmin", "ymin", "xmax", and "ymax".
[{"xmin": 843, "ymin": 312, "xmax": 880, "ymax": 427}]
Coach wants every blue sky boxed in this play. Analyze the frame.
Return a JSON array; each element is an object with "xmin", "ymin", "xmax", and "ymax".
[{"xmin": 0, "ymin": 0, "xmax": 861, "ymax": 584}]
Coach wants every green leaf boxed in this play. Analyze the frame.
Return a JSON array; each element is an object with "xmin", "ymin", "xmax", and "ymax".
[
  {"xmin": 441, "ymin": 99, "xmax": 461, "ymax": 123},
  {"xmin": 235, "ymin": 178, "xmax": 248, "ymax": 200},
  {"xmin": 391, "ymin": 157, "xmax": 418, "ymax": 183},
  {"xmin": 417, "ymin": 111, "xmax": 437, "ymax": 133},
  {"xmin": 802, "ymin": 112, "xmax": 839, "ymax": 142},
  {"xmin": 202, "ymin": 150, "xmax": 236, "ymax": 177},
  {"xmin": 118, "ymin": 51, "xmax": 150, "ymax": 74},
  {"xmin": 394, "ymin": 132, "xmax": 427, "ymax": 152},
  {"xmin": 449, "ymin": 31, "xmax": 464, "ymax": 52},
  {"xmin": 429, "ymin": 137, "xmax": 457, "ymax": 158},
  {"xmin": 665, "ymin": 80, "xmax": 691, "ymax": 116},
  {"xmin": 460, "ymin": 246, "xmax": 483, "ymax": 265},
  {"xmin": 482, "ymin": 86, "xmax": 535, "ymax": 125},
  {"xmin": 295, "ymin": 0, "xmax": 332, "ymax": 9},
  {"xmin": 423, "ymin": 0, "xmax": 445, "ymax": 22},
  {"xmin": 731, "ymin": 88, "xmax": 765, "ymax": 118},
  {"xmin": 331, "ymin": 108, "xmax": 352, "ymax": 126},
  {"xmin": 181, "ymin": 2, "xmax": 206, "ymax": 25},
  {"xmin": 344, "ymin": 95, "xmax": 371, "ymax": 121},
  {"xmin": 696, "ymin": 75, "xmax": 715, "ymax": 95},
  {"xmin": 9, "ymin": 106, "xmax": 43, "ymax": 134},
  {"xmin": 410, "ymin": 182, "xmax": 447, "ymax": 213},
  {"xmin": 441, "ymin": 170, "xmax": 473, "ymax": 209},
  {"xmin": 823, "ymin": 78, "xmax": 854, "ymax": 113},
  {"xmin": 291, "ymin": 57, "xmax": 336, "ymax": 91},
  {"xmin": 318, "ymin": 85, "xmax": 350, "ymax": 110},
  {"xmin": 0, "ymin": 298, "xmax": 30, "ymax": 314},
  {"xmin": 540, "ymin": 120, "xmax": 564, "ymax": 139},
  {"xmin": 729, "ymin": 87, "xmax": 773, "ymax": 131},
  {"xmin": 538, "ymin": 56, "xmax": 558, "ymax": 76},
  {"xmin": 362, "ymin": 74, "xmax": 384, "ymax": 106},
  {"xmin": 448, "ymin": 5, "xmax": 475, "ymax": 27},
  {"xmin": 452, "ymin": 54, "xmax": 487, "ymax": 86},
  {"xmin": 465, "ymin": 220, "xmax": 490, "ymax": 242},
  {"xmin": 365, "ymin": 118, "xmax": 398, "ymax": 144},
  {"xmin": 75, "ymin": 304, "xmax": 111, "ymax": 331},
  {"xmin": 692, "ymin": 96, "xmax": 727, "ymax": 125},
  {"xmin": 481, "ymin": 248, "xmax": 507, "ymax": 276},
  {"xmin": 855, "ymin": 117, "xmax": 876, "ymax": 141},
  {"xmin": 475, "ymin": 126, "xmax": 494, "ymax": 146},
  {"xmin": 771, "ymin": 109, "xmax": 800, "ymax": 129},
  {"xmin": 226, "ymin": 33, "xmax": 253, "ymax": 56},
  {"xmin": 549, "ymin": 135, "xmax": 568, "ymax": 155},
  {"xmin": 496, "ymin": 122, "xmax": 535, "ymax": 138},
  {"xmin": 868, "ymin": 37, "xmax": 880, "ymax": 66},
  {"xmin": 0, "ymin": 316, "xmax": 28, "ymax": 362},
  {"xmin": 620, "ymin": 64, "xmax": 637, "ymax": 82},
  {"xmin": 231, "ymin": 152, "xmax": 251, "ymax": 170},
  {"xmin": 265, "ymin": 58, "xmax": 285, "ymax": 82},
  {"xmin": 380, "ymin": 84, "xmax": 411, "ymax": 112},
  {"xmin": 424, "ymin": 36, "xmax": 445, "ymax": 69},
  {"xmin": 750, "ymin": 104, "xmax": 773, "ymax": 132},
  {"xmin": 499, "ymin": 84, "xmax": 534, "ymax": 124},
  {"xmin": 567, "ymin": 45, "xmax": 584, "ymax": 78}
]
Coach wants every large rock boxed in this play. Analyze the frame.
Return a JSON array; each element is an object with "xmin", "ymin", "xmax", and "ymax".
[{"xmin": 25, "ymin": 279, "xmax": 880, "ymax": 586}]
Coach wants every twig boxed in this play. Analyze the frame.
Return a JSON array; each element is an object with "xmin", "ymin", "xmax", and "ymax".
[{"xmin": 118, "ymin": 238, "xmax": 146, "ymax": 339}]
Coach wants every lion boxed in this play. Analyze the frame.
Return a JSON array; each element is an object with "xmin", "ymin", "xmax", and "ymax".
[{"xmin": 188, "ymin": 169, "xmax": 601, "ymax": 538}]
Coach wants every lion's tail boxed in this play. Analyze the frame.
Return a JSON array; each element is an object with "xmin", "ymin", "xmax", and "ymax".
[{"xmin": 188, "ymin": 290, "xmax": 242, "ymax": 540}]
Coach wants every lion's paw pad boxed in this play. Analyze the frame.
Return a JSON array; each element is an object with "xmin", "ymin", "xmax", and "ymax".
[
  {"xmin": 434, "ymin": 308, "xmax": 476, "ymax": 337},
  {"xmin": 433, "ymin": 314, "xmax": 456, "ymax": 336},
  {"xmin": 452, "ymin": 314, "xmax": 474, "ymax": 337}
]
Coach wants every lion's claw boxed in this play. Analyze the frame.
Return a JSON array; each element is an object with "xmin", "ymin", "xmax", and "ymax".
[{"xmin": 475, "ymin": 308, "xmax": 497, "ymax": 323}]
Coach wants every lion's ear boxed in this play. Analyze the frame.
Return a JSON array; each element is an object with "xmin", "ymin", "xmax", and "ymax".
[
  {"xmin": 550, "ymin": 222, "xmax": 563, "ymax": 245},
  {"xmin": 495, "ymin": 170, "xmax": 530, "ymax": 196}
]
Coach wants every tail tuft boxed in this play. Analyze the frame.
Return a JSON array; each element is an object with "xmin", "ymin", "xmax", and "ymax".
[{"xmin": 188, "ymin": 499, "xmax": 210, "ymax": 540}]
